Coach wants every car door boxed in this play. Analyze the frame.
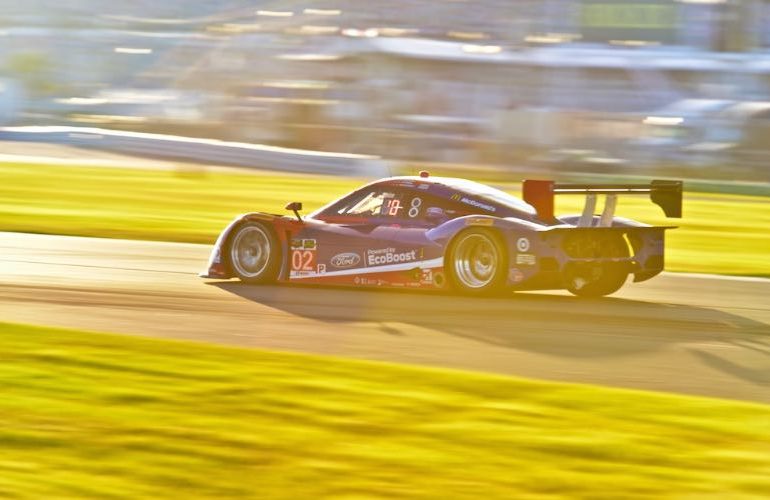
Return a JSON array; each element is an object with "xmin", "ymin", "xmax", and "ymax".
[{"xmin": 288, "ymin": 187, "xmax": 405, "ymax": 279}]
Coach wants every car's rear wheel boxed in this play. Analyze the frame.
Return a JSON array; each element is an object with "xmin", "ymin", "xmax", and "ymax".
[
  {"xmin": 565, "ymin": 234, "xmax": 630, "ymax": 298},
  {"xmin": 447, "ymin": 229, "xmax": 507, "ymax": 295},
  {"xmin": 228, "ymin": 222, "xmax": 281, "ymax": 284}
]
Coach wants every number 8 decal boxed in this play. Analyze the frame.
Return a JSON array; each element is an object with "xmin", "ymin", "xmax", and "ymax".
[{"xmin": 408, "ymin": 197, "xmax": 422, "ymax": 218}]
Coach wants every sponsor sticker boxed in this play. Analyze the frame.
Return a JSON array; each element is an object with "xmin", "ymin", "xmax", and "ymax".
[
  {"xmin": 367, "ymin": 247, "xmax": 417, "ymax": 266},
  {"xmin": 516, "ymin": 237, "xmax": 530, "ymax": 252},
  {"xmin": 516, "ymin": 253, "xmax": 537, "ymax": 266},
  {"xmin": 509, "ymin": 268, "xmax": 524, "ymax": 283},
  {"xmin": 317, "ymin": 264, "xmax": 326, "ymax": 274},
  {"xmin": 291, "ymin": 238, "xmax": 317, "ymax": 250},
  {"xmin": 418, "ymin": 184, "xmax": 430, "ymax": 190},
  {"xmin": 460, "ymin": 197, "xmax": 496, "ymax": 212},
  {"xmin": 466, "ymin": 217, "xmax": 494, "ymax": 226},
  {"xmin": 330, "ymin": 252, "xmax": 361, "ymax": 268},
  {"xmin": 354, "ymin": 277, "xmax": 385, "ymax": 286}
]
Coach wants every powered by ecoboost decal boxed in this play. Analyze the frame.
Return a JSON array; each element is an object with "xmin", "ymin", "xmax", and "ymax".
[
  {"xmin": 367, "ymin": 247, "xmax": 417, "ymax": 266},
  {"xmin": 330, "ymin": 252, "xmax": 360, "ymax": 268}
]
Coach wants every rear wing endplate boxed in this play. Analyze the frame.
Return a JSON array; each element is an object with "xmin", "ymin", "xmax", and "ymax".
[{"xmin": 523, "ymin": 179, "xmax": 682, "ymax": 225}]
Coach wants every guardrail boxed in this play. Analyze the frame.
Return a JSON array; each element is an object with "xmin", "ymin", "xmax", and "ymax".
[{"xmin": 0, "ymin": 126, "xmax": 391, "ymax": 177}]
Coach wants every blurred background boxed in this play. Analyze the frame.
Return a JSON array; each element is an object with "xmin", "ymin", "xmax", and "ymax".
[{"xmin": 1, "ymin": 0, "xmax": 769, "ymax": 180}]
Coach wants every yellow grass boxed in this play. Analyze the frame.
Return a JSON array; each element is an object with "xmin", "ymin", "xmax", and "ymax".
[{"xmin": 1, "ymin": 321, "xmax": 769, "ymax": 499}]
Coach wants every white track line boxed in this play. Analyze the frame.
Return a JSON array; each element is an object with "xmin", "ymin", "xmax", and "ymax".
[{"xmin": 661, "ymin": 271, "xmax": 770, "ymax": 283}]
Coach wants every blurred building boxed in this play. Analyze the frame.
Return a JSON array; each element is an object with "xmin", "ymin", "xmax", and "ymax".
[{"xmin": 1, "ymin": 0, "xmax": 769, "ymax": 173}]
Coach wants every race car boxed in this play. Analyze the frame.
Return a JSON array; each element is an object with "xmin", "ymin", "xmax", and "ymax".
[{"xmin": 200, "ymin": 172, "xmax": 682, "ymax": 297}]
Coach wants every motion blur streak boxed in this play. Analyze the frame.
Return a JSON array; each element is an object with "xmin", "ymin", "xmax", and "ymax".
[
  {"xmin": 1, "ymin": 0, "xmax": 769, "ymax": 175},
  {"xmin": 2, "ymin": 232, "xmax": 768, "ymax": 403}
]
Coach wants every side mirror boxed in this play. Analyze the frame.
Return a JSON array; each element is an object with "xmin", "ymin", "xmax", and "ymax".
[{"xmin": 285, "ymin": 201, "xmax": 303, "ymax": 221}]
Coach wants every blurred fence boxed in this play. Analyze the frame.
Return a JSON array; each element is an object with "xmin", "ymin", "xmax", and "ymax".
[{"xmin": 0, "ymin": 126, "xmax": 391, "ymax": 177}]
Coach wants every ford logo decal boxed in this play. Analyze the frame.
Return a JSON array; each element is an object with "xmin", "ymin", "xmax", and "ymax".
[{"xmin": 330, "ymin": 252, "xmax": 360, "ymax": 268}]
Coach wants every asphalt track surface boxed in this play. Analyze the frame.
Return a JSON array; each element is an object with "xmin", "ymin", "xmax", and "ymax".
[{"xmin": 1, "ymin": 231, "xmax": 768, "ymax": 403}]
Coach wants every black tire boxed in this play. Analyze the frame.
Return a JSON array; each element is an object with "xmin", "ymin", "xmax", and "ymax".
[
  {"xmin": 446, "ymin": 228, "xmax": 508, "ymax": 295},
  {"xmin": 227, "ymin": 222, "xmax": 281, "ymax": 284},
  {"xmin": 565, "ymin": 234, "xmax": 630, "ymax": 298}
]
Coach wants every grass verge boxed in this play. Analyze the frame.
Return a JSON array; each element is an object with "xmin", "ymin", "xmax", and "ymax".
[
  {"xmin": 1, "ymin": 162, "xmax": 768, "ymax": 276},
  {"xmin": 1, "ymin": 321, "xmax": 769, "ymax": 499}
]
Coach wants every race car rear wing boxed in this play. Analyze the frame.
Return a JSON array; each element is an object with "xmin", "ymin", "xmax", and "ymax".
[{"xmin": 523, "ymin": 179, "xmax": 682, "ymax": 226}]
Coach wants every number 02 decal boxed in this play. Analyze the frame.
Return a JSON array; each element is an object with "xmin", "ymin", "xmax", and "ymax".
[{"xmin": 291, "ymin": 250, "xmax": 315, "ymax": 271}]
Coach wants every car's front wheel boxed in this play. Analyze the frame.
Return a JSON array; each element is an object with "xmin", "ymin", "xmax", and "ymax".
[
  {"xmin": 447, "ymin": 228, "xmax": 508, "ymax": 295},
  {"xmin": 228, "ymin": 222, "xmax": 281, "ymax": 284}
]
